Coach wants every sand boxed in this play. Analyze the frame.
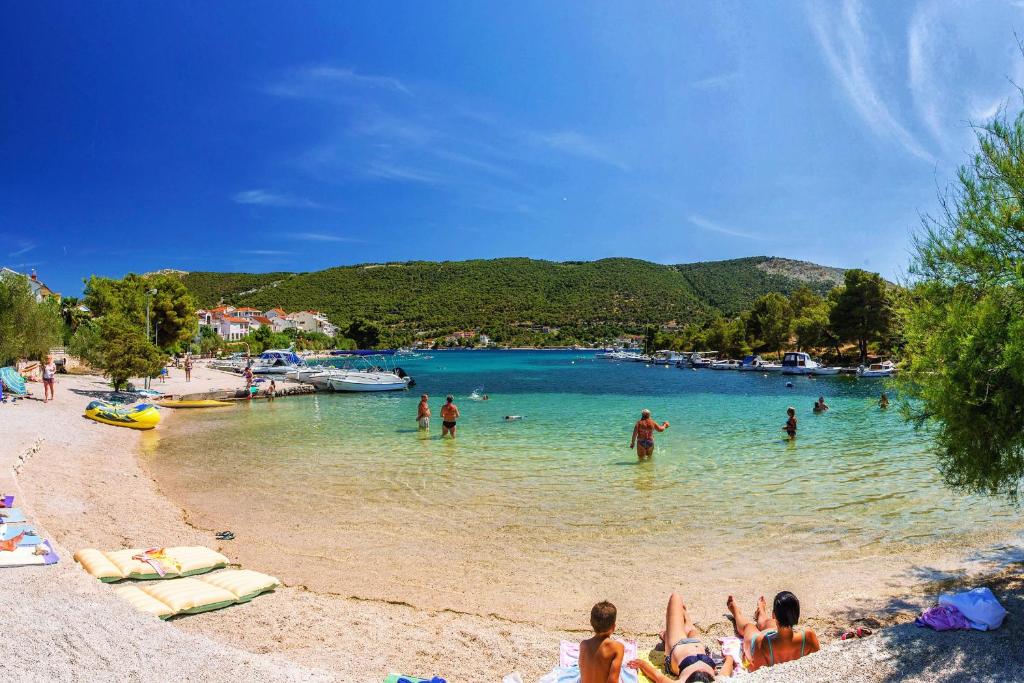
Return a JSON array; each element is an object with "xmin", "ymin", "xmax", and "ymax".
[{"xmin": 3, "ymin": 362, "xmax": 1023, "ymax": 682}]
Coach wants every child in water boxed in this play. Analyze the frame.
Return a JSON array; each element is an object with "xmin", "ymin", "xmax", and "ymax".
[{"xmin": 783, "ymin": 407, "xmax": 797, "ymax": 439}]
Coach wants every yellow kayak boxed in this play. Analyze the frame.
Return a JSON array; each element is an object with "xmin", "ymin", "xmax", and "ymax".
[
  {"xmin": 155, "ymin": 399, "xmax": 233, "ymax": 409},
  {"xmin": 84, "ymin": 400, "xmax": 161, "ymax": 430}
]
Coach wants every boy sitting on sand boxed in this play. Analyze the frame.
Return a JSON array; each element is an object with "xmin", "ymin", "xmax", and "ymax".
[{"xmin": 580, "ymin": 601, "xmax": 624, "ymax": 683}]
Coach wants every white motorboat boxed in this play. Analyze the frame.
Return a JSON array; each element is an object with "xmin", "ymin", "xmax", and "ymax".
[
  {"xmin": 781, "ymin": 352, "xmax": 841, "ymax": 376},
  {"xmin": 209, "ymin": 352, "xmax": 249, "ymax": 373},
  {"xmin": 858, "ymin": 360, "xmax": 896, "ymax": 378},
  {"xmin": 710, "ymin": 359, "xmax": 742, "ymax": 370},
  {"xmin": 685, "ymin": 351, "xmax": 718, "ymax": 368},
  {"xmin": 328, "ymin": 371, "xmax": 410, "ymax": 392},
  {"xmin": 651, "ymin": 350, "xmax": 685, "ymax": 365},
  {"xmin": 251, "ymin": 349, "xmax": 304, "ymax": 375},
  {"xmin": 738, "ymin": 355, "xmax": 783, "ymax": 372}
]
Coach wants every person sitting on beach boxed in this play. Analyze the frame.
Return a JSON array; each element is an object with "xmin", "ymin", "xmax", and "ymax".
[
  {"xmin": 782, "ymin": 407, "xmax": 797, "ymax": 439},
  {"xmin": 440, "ymin": 395, "xmax": 460, "ymax": 438},
  {"xmin": 879, "ymin": 392, "xmax": 889, "ymax": 409},
  {"xmin": 417, "ymin": 394, "xmax": 431, "ymax": 430},
  {"xmin": 627, "ymin": 592, "xmax": 733, "ymax": 682},
  {"xmin": 812, "ymin": 396, "xmax": 828, "ymax": 413},
  {"xmin": 580, "ymin": 601, "xmax": 624, "ymax": 683},
  {"xmin": 631, "ymin": 409, "xmax": 669, "ymax": 459},
  {"xmin": 726, "ymin": 592, "xmax": 819, "ymax": 673}
]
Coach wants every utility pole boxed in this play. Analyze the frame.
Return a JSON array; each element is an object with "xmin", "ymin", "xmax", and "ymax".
[{"xmin": 144, "ymin": 288, "xmax": 157, "ymax": 389}]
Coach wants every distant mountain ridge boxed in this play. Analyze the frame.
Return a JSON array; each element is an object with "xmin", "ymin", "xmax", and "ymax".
[{"xmin": 174, "ymin": 256, "xmax": 850, "ymax": 337}]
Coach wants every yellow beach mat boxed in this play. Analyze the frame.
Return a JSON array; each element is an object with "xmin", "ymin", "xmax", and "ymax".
[
  {"xmin": 74, "ymin": 546, "xmax": 229, "ymax": 582},
  {"xmin": 114, "ymin": 569, "xmax": 279, "ymax": 619},
  {"xmin": 155, "ymin": 399, "xmax": 233, "ymax": 408}
]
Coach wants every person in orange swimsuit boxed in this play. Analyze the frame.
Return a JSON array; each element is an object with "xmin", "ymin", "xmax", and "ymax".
[{"xmin": 630, "ymin": 409, "xmax": 669, "ymax": 459}]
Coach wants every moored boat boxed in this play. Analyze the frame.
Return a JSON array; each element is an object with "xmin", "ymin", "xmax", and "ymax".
[
  {"xmin": 781, "ymin": 352, "xmax": 841, "ymax": 376},
  {"xmin": 84, "ymin": 400, "xmax": 161, "ymax": 429},
  {"xmin": 858, "ymin": 360, "xmax": 896, "ymax": 377},
  {"xmin": 738, "ymin": 355, "xmax": 782, "ymax": 372},
  {"xmin": 710, "ymin": 359, "xmax": 742, "ymax": 370}
]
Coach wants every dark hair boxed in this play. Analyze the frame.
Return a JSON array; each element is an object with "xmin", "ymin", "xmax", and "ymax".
[
  {"xmin": 773, "ymin": 591, "xmax": 800, "ymax": 628},
  {"xmin": 446, "ymin": 395, "xmax": 453, "ymax": 402},
  {"xmin": 685, "ymin": 673, "xmax": 715, "ymax": 683},
  {"xmin": 590, "ymin": 600, "xmax": 616, "ymax": 633}
]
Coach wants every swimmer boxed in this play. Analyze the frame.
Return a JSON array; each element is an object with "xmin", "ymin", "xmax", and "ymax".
[
  {"xmin": 879, "ymin": 392, "xmax": 889, "ymax": 409},
  {"xmin": 631, "ymin": 408, "xmax": 669, "ymax": 460},
  {"xmin": 504, "ymin": 415, "xmax": 524, "ymax": 421},
  {"xmin": 812, "ymin": 396, "xmax": 828, "ymax": 413},
  {"xmin": 783, "ymin": 407, "xmax": 797, "ymax": 439}
]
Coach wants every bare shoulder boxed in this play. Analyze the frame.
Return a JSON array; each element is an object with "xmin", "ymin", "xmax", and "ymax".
[
  {"xmin": 602, "ymin": 638, "xmax": 625, "ymax": 655},
  {"xmin": 805, "ymin": 628, "xmax": 821, "ymax": 651}
]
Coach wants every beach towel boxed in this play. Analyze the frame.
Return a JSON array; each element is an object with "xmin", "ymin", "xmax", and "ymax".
[
  {"xmin": 939, "ymin": 587, "xmax": 1007, "ymax": 631},
  {"xmin": 915, "ymin": 605, "xmax": 971, "ymax": 631},
  {"xmin": 0, "ymin": 367, "xmax": 27, "ymax": 396},
  {"xmin": 383, "ymin": 676, "xmax": 446, "ymax": 683},
  {"xmin": 0, "ymin": 495, "xmax": 13, "ymax": 508},
  {"xmin": 0, "ymin": 540, "xmax": 58, "ymax": 568},
  {"xmin": 0, "ymin": 508, "xmax": 28, "ymax": 524},
  {"xmin": 75, "ymin": 546, "xmax": 229, "ymax": 582},
  {"xmin": 113, "ymin": 569, "xmax": 279, "ymax": 619}
]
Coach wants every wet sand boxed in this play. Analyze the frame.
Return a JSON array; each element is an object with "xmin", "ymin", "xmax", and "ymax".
[{"xmin": 7, "ymin": 362, "xmax": 1024, "ymax": 681}]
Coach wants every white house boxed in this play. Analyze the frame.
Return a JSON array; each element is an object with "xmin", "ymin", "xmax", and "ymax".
[
  {"xmin": 265, "ymin": 308, "xmax": 295, "ymax": 333},
  {"xmin": 1, "ymin": 267, "xmax": 60, "ymax": 302},
  {"xmin": 217, "ymin": 315, "xmax": 251, "ymax": 341},
  {"xmin": 286, "ymin": 310, "xmax": 338, "ymax": 337}
]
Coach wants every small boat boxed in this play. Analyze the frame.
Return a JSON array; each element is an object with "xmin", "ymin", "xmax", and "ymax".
[
  {"xmin": 684, "ymin": 351, "xmax": 718, "ymax": 368},
  {"xmin": 781, "ymin": 352, "xmax": 841, "ymax": 376},
  {"xmin": 858, "ymin": 360, "xmax": 896, "ymax": 378},
  {"xmin": 328, "ymin": 371, "xmax": 410, "ymax": 392},
  {"xmin": 155, "ymin": 399, "xmax": 233, "ymax": 409},
  {"xmin": 651, "ymin": 350, "xmax": 685, "ymax": 365},
  {"xmin": 710, "ymin": 359, "xmax": 742, "ymax": 370},
  {"xmin": 251, "ymin": 349, "xmax": 304, "ymax": 375},
  {"xmin": 738, "ymin": 355, "xmax": 783, "ymax": 372},
  {"xmin": 84, "ymin": 400, "xmax": 161, "ymax": 430}
]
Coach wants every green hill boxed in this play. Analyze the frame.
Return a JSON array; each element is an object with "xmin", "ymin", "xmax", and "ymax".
[{"xmin": 179, "ymin": 256, "xmax": 847, "ymax": 338}]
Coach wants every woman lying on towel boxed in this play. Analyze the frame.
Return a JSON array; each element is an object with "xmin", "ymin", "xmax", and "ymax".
[
  {"xmin": 628, "ymin": 592, "xmax": 736, "ymax": 682},
  {"xmin": 726, "ymin": 591, "xmax": 820, "ymax": 672}
]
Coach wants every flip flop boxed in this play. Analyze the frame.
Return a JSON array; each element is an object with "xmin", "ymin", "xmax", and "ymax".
[{"xmin": 215, "ymin": 531, "xmax": 235, "ymax": 541}]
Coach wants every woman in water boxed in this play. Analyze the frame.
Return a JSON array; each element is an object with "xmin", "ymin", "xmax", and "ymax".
[
  {"xmin": 879, "ymin": 392, "xmax": 889, "ymax": 409},
  {"xmin": 630, "ymin": 408, "xmax": 669, "ymax": 459},
  {"xmin": 782, "ymin": 407, "xmax": 797, "ymax": 439},
  {"xmin": 726, "ymin": 592, "xmax": 820, "ymax": 672}
]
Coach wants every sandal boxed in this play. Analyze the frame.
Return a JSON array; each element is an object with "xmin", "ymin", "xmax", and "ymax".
[{"xmin": 215, "ymin": 531, "xmax": 235, "ymax": 541}]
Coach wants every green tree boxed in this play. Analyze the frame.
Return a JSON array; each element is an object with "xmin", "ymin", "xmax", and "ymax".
[
  {"xmin": 829, "ymin": 269, "xmax": 891, "ymax": 363},
  {"xmin": 346, "ymin": 318, "xmax": 383, "ymax": 349},
  {"xmin": 197, "ymin": 325, "xmax": 222, "ymax": 356},
  {"xmin": 900, "ymin": 106, "xmax": 1024, "ymax": 498},
  {"xmin": 789, "ymin": 286, "xmax": 823, "ymax": 316},
  {"xmin": 82, "ymin": 273, "xmax": 197, "ymax": 354},
  {"xmin": 0, "ymin": 273, "xmax": 62, "ymax": 365},
  {"xmin": 70, "ymin": 315, "xmax": 164, "ymax": 390},
  {"xmin": 747, "ymin": 293, "xmax": 793, "ymax": 359}
]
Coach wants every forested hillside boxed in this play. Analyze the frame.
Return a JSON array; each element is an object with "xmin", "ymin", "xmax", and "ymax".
[{"xmin": 179, "ymin": 256, "xmax": 846, "ymax": 339}]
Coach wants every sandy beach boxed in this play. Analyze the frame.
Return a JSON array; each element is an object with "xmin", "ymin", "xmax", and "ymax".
[{"xmin": 4, "ymin": 362, "xmax": 1023, "ymax": 682}]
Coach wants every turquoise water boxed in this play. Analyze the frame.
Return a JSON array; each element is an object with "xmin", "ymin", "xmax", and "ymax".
[{"xmin": 148, "ymin": 350, "xmax": 1022, "ymax": 624}]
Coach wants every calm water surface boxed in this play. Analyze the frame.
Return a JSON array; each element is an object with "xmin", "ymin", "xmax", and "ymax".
[{"xmin": 146, "ymin": 351, "xmax": 1021, "ymax": 624}]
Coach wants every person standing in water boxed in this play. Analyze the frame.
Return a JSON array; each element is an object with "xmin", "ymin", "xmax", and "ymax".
[
  {"xmin": 417, "ymin": 394, "xmax": 431, "ymax": 430},
  {"xmin": 783, "ymin": 407, "xmax": 797, "ymax": 439},
  {"xmin": 812, "ymin": 396, "xmax": 828, "ymax": 413},
  {"xmin": 630, "ymin": 408, "xmax": 669, "ymax": 460},
  {"xmin": 440, "ymin": 395, "xmax": 460, "ymax": 438},
  {"xmin": 879, "ymin": 392, "xmax": 890, "ymax": 409}
]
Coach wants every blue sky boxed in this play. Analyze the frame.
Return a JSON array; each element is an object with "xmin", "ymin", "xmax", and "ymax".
[{"xmin": 2, "ymin": 1, "xmax": 1023, "ymax": 296}]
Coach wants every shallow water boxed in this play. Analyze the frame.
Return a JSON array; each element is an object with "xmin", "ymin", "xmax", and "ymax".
[{"xmin": 146, "ymin": 351, "xmax": 1022, "ymax": 626}]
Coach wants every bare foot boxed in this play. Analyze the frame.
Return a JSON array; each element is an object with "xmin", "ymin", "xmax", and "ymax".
[
  {"xmin": 755, "ymin": 595, "xmax": 769, "ymax": 625},
  {"xmin": 726, "ymin": 595, "xmax": 738, "ymax": 617}
]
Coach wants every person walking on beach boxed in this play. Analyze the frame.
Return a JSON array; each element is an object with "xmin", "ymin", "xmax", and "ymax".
[
  {"xmin": 631, "ymin": 408, "xmax": 669, "ymax": 459},
  {"xmin": 184, "ymin": 355, "xmax": 193, "ymax": 382},
  {"xmin": 783, "ymin": 407, "xmax": 797, "ymax": 439},
  {"xmin": 243, "ymin": 366, "xmax": 254, "ymax": 399},
  {"xmin": 42, "ymin": 355, "xmax": 56, "ymax": 403},
  {"xmin": 440, "ymin": 395, "xmax": 460, "ymax": 438},
  {"xmin": 417, "ymin": 394, "xmax": 431, "ymax": 430}
]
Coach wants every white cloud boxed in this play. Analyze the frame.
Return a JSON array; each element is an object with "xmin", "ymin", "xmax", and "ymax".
[
  {"xmin": 688, "ymin": 214, "xmax": 761, "ymax": 240},
  {"xmin": 8, "ymin": 242, "xmax": 36, "ymax": 258},
  {"xmin": 240, "ymin": 249, "xmax": 293, "ymax": 256},
  {"xmin": 287, "ymin": 232, "xmax": 363, "ymax": 243},
  {"xmin": 808, "ymin": 0, "xmax": 936, "ymax": 164},
  {"xmin": 365, "ymin": 161, "xmax": 445, "ymax": 185},
  {"xmin": 534, "ymin": 130, "xmax": 630, "ymax": 171},
  {"xmin": 232, "ymin": 189, "xmax": 320, "ymax": 208},
  {"xmin": 690, "ymin": 71, "xmax": 740, "ymax": 90},
  {"xmin": 267, "ymin": 65, "xmax": 411, "ymax": 99}
]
